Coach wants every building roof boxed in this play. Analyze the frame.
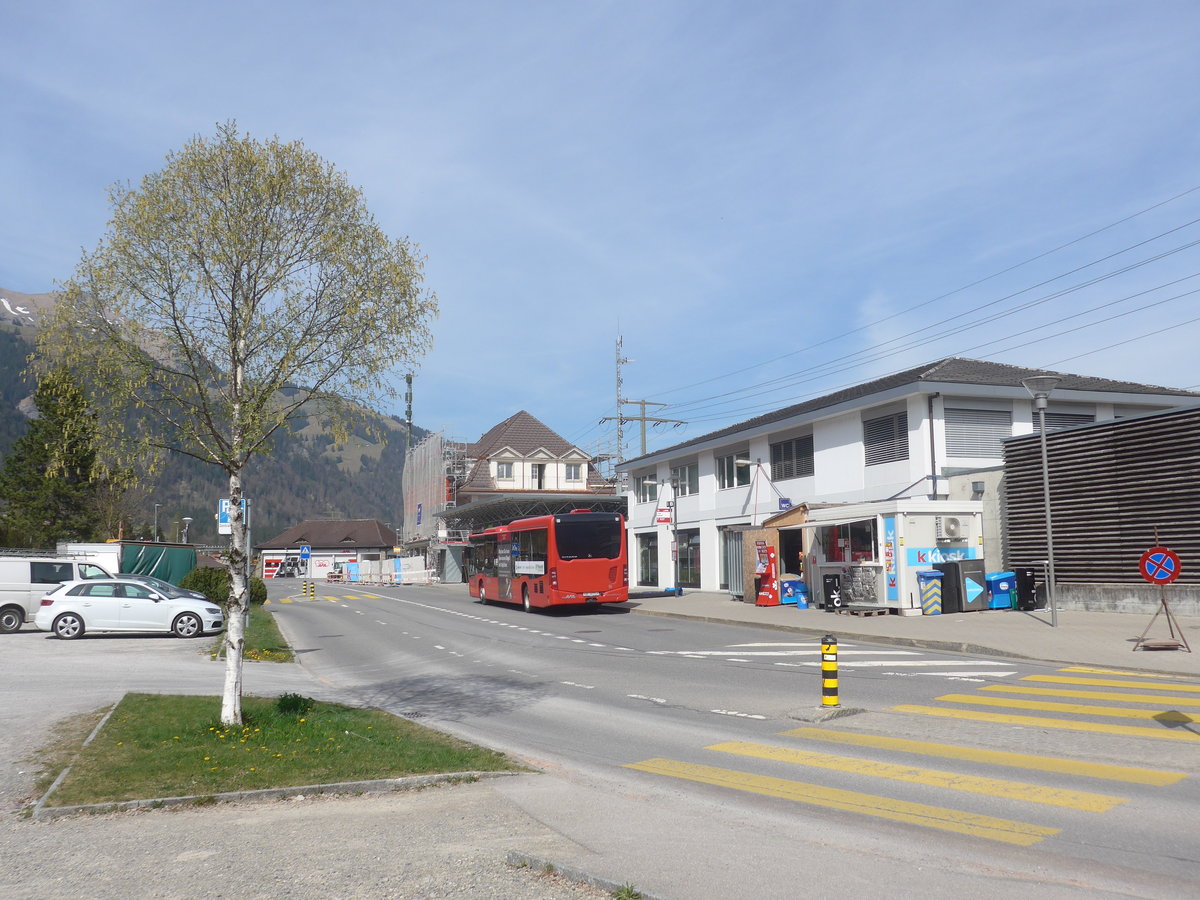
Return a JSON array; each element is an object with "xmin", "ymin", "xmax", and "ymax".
[
  {"xmin": 467, "ymin": 410, "xmax": 576, "ymax": 458},
  {"xmin": 459, "ymin": 410, "xmax": 610, "ymax": 493},
  {"xmin": 256, "ymin": 519, "xmax": 395, "ymax": 551},
  {"xmin": 619, "ymin": 357, "xmax": 1200, "ymax": 468}
]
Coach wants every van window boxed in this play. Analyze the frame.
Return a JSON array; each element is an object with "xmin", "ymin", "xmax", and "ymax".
[
  {"xmin": 30, "ymin": 562, "xmax": 73, "ymax": 584},
  {"xmin": 79, "ymin": 564, "xmax": 108, "ymax": 580}
]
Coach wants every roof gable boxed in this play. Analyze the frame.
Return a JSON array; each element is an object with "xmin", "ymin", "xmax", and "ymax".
[{"xmin": 468, "ymin": 410, "xmax": 578, "ymax": 458}]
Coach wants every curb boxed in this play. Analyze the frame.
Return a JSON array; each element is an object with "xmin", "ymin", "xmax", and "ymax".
[
  {"xmin": 31, "ymin": 770, "xmax": 518, "ymax": 821},
  {"xmin": 506, "ymin": 851, "xmax": 679, "ymax": 900}
]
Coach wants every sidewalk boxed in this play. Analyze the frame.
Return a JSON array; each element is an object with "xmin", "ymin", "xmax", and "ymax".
[{"xmin": 626, "ymin": 590, "xmax": 1200, "ymax": 676}]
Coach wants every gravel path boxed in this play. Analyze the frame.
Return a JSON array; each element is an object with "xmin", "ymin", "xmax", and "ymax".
[{"xmin": 0, "ymin": 631, "xmax": 613, "ymax": 899}]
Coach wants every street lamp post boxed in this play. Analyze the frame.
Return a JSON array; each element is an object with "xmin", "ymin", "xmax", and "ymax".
[
  {"xmin": 181, "ymin": 516, "xmax": 193, "ymax": 544},
  {"xmin": 1022, "ymin": 375, "xmax": 1062, "ymax": 628},
  {"xmin": 669, "ymin": 475, "xmax": 682, "ymax": 597},
  {"xmin": 153, "ymin": 503, "xmax": 161, "ymax": 542}
]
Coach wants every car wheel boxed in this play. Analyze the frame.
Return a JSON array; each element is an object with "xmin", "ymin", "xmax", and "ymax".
[
  {"xmin": 478, "ymin": 580, "xmax": 488, "ymax": 605},
  {"xmin": 52, "ymin": 613, "xmax": 85, "ymax": 640},
  {"xmin": 172, "ymin": 612, "xmax": 203, "ymax": 638},
  {"xmin": 0, "ymin": 606, "xmax": 23, "ymax": 634},
  {"xmin": 522, "ymin": 584, "xmax": 532, "ymax": 613}
]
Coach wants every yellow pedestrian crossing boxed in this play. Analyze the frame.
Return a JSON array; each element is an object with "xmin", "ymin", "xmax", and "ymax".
[
  {"xmin": 891, "ymin": 704, "xmax": 1200, "ymax": 740},
  {"xmin": 779, "ymin": 727, "xmax": 1186, "ymax": 785},
  {"xmin": 979, "ymin": 684, "xmax": 1200, "ymax": 707},
  {"xmin": 705, "ymin": 740, "xmax": 1126, "ymax": 811},
  {"xmin": 893, "ymin": 666, "xmax": 1200, "ymax": 740},
  {"xmin": 932, "ymin": 693, "xmax": 1200, "ymax": 723},
  {"xmin": 623, "ymin": 757, "xmax": 1061, "ymax": 846},
  {"xmin": 622, "ymin": 664, "xmax": 1197, "ymax": 843}
]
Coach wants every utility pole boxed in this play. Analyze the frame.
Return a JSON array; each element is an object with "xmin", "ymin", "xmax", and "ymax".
[{"xmin": 600, "ymin": 335, "xmax": 686, "ymax": 463}]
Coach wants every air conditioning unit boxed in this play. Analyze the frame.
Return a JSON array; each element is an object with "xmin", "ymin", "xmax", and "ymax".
[{"xmin": 936, "ymin": 516, "xmax": 966, "ymax": 540}]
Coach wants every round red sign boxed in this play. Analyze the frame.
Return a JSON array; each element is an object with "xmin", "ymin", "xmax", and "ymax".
[{"xmin": 1139, "ymin": 546, "xmax": 1182, "ymax": 585}]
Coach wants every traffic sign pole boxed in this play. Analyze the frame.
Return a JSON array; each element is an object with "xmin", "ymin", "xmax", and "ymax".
[{"xmin": 1134, "ymin": 542, "xmax": 1190, "ymax": 652}]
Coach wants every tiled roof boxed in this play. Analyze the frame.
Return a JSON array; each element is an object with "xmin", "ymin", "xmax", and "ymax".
[
  {"xmin": 458, "ymin": 410, "xmax": 611, "ymax": 494},
  {"xmin": 467, "ymin": 410, "xmax": 575, "ymax": 457},
  {"xmin": 256, "ymin": 519, "xmax": 395, "ymax": 550},
  {"xmin": 621, "ymin": 357, "xmax": 1200, "ymax": 465}
]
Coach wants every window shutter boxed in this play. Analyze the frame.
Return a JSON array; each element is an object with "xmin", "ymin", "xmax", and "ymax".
[{"xmin": 945, "ymin": 408, "xmax": 1012, "ymax": 458}]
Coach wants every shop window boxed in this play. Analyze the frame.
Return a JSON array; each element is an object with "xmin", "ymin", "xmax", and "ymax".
[
  {"xmin": 637, "ymin": 533, "xmax": 659, "ymax": 586},
  {"xmin": 819, "ymin": 519, "xmax": 877, "ymax": 563}
]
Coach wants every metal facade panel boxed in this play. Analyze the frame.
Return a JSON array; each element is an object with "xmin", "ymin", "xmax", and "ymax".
[{"xmin": 1003, "ymin": 407, "xmax": 1200, "ymax": 584}]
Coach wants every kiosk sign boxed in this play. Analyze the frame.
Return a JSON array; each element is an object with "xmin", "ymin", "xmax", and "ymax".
[{"xmin": 1139, "ymin": 546, "xmax": 1181, "ymax": 585}]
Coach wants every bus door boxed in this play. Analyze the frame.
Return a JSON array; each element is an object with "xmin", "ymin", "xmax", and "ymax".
[{"xmin": 496, "ymin": 531, "xmax": 514, "ymax": 601}]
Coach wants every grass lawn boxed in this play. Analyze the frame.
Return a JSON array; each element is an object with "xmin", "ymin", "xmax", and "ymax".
[
  {"xmin": 43, "ymin": 693, "xmax": 523, "ymax": 808},
  {"xmin": 211, "ymin": 604, "xmax": 293, "ymax": 662}
]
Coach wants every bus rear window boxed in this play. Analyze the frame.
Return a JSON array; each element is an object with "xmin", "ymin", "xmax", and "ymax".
[{"xmin": 555, "ymin": 518, "xmax": 622, "ymax": 560}]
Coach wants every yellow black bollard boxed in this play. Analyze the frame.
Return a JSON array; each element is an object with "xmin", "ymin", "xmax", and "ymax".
[
  {"xmin": 821, "ymin": 634, "xmax": 839, "ymax": 707},
  {"xmin": 303, "ymin": 580, "xmax": 315, "ymax": 600}
]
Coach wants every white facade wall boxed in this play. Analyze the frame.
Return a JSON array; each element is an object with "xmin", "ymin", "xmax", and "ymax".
[{"xmin": 622, "ymin": 384, "xmax": 1185, "ymax": 592}]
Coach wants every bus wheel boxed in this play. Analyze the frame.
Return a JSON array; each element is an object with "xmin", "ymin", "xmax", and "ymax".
[
  {"xmin": 522, "ymin": 584, "xmax": 532, "ymax": 612},
  {"xmin": 478, "ymin": 580, "xmax": 488, "ymax": 605}
]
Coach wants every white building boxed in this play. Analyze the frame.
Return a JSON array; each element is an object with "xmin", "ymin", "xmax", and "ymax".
[{"xmin": 616, "ymin": 357, "xmax": 1199, "ymax": 595}]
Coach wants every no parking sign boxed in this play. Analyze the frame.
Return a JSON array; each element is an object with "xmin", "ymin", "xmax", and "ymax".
[{"xmin": 1138, "ymin": 546, "xmax": 1181, "ymax": 585}]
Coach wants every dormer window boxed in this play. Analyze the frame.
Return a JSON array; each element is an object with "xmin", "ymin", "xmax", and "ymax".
[
  {"xmin": 496, "ymin": 462, "xmax": 514, "ymax": 480},
  {"xmin": 565, "ymin": 463, "xmax": 582, "ymax": 481}
]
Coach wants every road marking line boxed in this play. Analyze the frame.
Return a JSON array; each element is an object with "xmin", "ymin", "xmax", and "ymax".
[
  {"xmin": 1059, "ymin": 667, "xmax": 1189, "ymax": 679},
  {"xmin": 893, "ymin": 704, "xmax": 1200, "ymax": 741},
  {"xmin": 1021, "ymin": 675, "xmax": 1200, "ymax": 693},
  {"xmin": 707, "ymin": 741, "xmax": 1126, "ymax": 812},
  {"xmin": 783, "ymin": 660, "xmax": 1016, "ymax": 668},
  {"xmin": 981, "ymin": 685, "xmax": 1200, "ymax": 706},
  {"xmin": 710, "ymin": 710, "xmax": 767, "ymax": 720},
  {"xmin": 935, "ymin": 693, "xmax": 1200, "ymax": 723},
  {"xmin": 779, "ymin": 727, "xmax": 1186, "ymax": 785},
  {"xmin": 622, "ymin": 758, "xmax": 1059, "ymax": 846}
]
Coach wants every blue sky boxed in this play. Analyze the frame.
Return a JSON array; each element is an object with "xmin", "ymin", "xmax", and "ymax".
[{"xmin": 4, "ymin": 1, "xmax": 1200, "ymax": 459}]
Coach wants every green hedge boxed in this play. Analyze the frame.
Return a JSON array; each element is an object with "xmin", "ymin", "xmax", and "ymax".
[{"xmin": 179, "ymin": 567, "xmax": 268, "ymax": 605}]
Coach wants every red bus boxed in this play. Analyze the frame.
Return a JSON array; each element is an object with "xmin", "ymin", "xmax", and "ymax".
[{"xmin": 467, "ymin": 511, "xmax": 628, "ymax": 610}]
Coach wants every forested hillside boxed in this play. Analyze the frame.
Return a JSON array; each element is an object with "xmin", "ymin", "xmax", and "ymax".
[{"xmin": 0, "ymin": 304, "xmax": 425, "ymax": 546}]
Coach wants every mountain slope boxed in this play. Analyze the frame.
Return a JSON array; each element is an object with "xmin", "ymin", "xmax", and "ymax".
[{"xmin": 0, "ymin": 286, "xmax": 425, "ymax": 546}]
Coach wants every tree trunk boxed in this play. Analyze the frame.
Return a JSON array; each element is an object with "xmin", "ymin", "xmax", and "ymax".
[{"xmin": 220, "ymin": 472, "xmax": 249, "ymax": 725}]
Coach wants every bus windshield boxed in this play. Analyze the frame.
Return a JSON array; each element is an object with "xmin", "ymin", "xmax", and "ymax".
[{"xmin": 555, "ymin": 517, "xmax": 622, "ymax": 560}]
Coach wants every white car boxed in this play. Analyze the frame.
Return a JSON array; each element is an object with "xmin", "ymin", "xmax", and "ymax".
[{"xmin": 34, "ymin": 579, "xmax": 224, "ymax": 640}]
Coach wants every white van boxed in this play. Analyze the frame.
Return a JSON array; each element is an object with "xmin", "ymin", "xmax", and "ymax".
[{"xmin": 0, "ymin": 557, "xmax": 113, "ymax": 633}]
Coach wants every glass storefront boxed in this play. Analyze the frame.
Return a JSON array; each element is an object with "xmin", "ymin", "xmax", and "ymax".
[
  {"xmin": 637, "ymin": 533, "xmax": 659, "ymax": 586},
  {"xmin": 678, "ymin": 528, "xmax": 701, "ymax": 588}
]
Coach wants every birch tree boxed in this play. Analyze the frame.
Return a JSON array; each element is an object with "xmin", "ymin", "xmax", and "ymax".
[{"xmin": 38, "ymin": 123, "xmax": 437, "ymax": 725}]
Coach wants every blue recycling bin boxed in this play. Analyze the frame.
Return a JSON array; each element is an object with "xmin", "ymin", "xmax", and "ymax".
[
  {"xmin": 986, "ymin": 572, "xmax": 1016, "ymax": 609},
  {"xmin": 917, "ymin": 570, "xmax": 943, "ymax": 615},
  {"xmin": 794, "ymin": 581, "xmax": 809, "ymax": 609},
  {"xmin": 779, "ymin": 578, "xmax": 799, "ymax": 605}
]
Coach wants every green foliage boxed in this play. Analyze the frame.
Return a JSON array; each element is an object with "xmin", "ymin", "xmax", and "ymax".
[
  {"xmin": 275, "ymin": 693, "xmax": 315, "ymax": 716},
  {"xmin": 179, "ymin": 567, "xmax": 267, "ymax": 605},
  {"xmin": 38, "ymin": 121, "xmax": 438, "ymax": 484},
  {"xmin": 35, "ymin": 121, "xmax": 437, "ymax": 724},
  {"xmin": 0, "ymin": 368, "xmax": 111, "ymax": 547}
]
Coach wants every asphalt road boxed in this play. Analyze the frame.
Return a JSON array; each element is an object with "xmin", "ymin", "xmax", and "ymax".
[
  {"xmin": 5, "ymin": 581, "xmax": 1200, "ymax": 899},
  {"xmin": 269, "ymin": 582, "xmax": 1200, "ymax": 899}
]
